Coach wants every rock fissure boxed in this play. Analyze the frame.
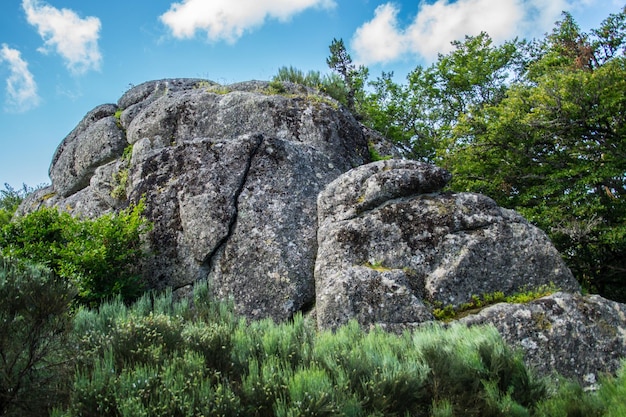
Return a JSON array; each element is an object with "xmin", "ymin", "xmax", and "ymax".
[{"xmin": 198, "ymin": 134, "xmax": 265, "ymax": 281}]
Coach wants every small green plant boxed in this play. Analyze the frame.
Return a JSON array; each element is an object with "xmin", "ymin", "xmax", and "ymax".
[
  {"xmin": 268, "ymin": 79, "xmax": 287, "ymax": 94},
  {"xmin": 364, "ymin": 259, "xmax": 392, "ymax": 272},
  {"xmin": 110, "ymin": 148, "xmax": 132, "ymax": 200},
  {"xmin": 368, "ymin": 142, "xmax": 393, "ymax": 161},
  {"xmin": 432, "ymin": 285, "xmax": 559, "ymax": 321}
]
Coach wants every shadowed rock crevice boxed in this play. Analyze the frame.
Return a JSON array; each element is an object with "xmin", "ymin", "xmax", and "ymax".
[{"xmin": 197, "ymin": 134, "xmax": 265, "ymax": 282}]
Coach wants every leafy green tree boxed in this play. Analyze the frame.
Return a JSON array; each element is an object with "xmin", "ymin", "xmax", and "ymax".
[
  {"xmin": 445, "ymin": 10, "xmax": 626, "ymax": 300},
  {"xmin": 0, "ymin": 201, "xmax": 151, "ymax": 305},
  {"xmin": 361, "ymin": 32, "xmax": 524, "ymax": 161}
]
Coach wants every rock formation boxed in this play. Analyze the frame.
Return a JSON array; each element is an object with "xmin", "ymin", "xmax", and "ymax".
[
  {"xmin": 314, "ymin": 159, "xmax": 580, "ymax": 330},
  {"xmin": 459, "ymin": 292, "xmax": 626, "ymax": 387},
  {"xmin": 19, "ymin": 78, "xmax": 626, "ymax": 386}
]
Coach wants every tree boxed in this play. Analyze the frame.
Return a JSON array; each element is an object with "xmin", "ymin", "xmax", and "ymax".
[
  {"xmin": 360, "ymin": 32, "xmax": 524, "ymax": 162},
  {"xmin": 445, "ymin": 11, "xmax": 626, "ymax": 300},
  {"xmin": 326, "ymin": 38, "xmax": 369, "ymax": 113}
]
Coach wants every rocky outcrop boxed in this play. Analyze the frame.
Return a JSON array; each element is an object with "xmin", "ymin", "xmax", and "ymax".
[
  {"xmin": 459, "ymin": 292, "xmax": 626, "ymax": 387},
  {"xmin": 20, "ymin": 78, "xmax": 626, "ymax": 386},
  {"xmin": 26, "ymin": 79, "xmax": 369, "ymax": 321},
  {"xmin": 49, "ymin": 104, "xmax": 127, "ymax": 197},
  {"xmin": 315, "ymin": 159, "xmax": 579, "ymax": 330}
]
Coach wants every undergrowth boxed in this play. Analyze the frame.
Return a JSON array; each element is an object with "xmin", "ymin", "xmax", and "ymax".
[{"xmin": 32, "ymin": 281, "xmax": 622, "ymax": 417}]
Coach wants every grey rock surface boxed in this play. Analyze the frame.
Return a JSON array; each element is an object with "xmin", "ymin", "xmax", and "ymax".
[
  {"xmin": 49, "ymin": 104, "xmax": 126, "ymax": 197},
  {"xmin": 315, "ymin": 159, "xmax": 580, "ymax": 330},
  {"xmin": 459, "ymin": 292, "xmax": 626, "ymax": 386},
  {"xmin": 125, "ymin": 82, "xmax": 363, "ymax": 172}
]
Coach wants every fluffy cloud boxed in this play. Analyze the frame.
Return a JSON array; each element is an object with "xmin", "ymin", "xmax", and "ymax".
[
  {"xmin": 352, "ymin": 0, "xmax": 591, "ymax": 64},
  {"xmin": 160, "ymin": 0, "xmax": 336, "ymax": 43},
  {"xmin": 0, "ymin": 44, "xmax": 40, "ymax": 113},
  {"xmin": 22, "ymin": 0, "xmax": 102, "ymax": 74},
  {"xmin": 352, "ymin": 4, "xmax": 408, "ymax": 63}
]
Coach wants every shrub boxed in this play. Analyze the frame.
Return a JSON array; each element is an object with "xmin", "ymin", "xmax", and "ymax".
[
  {"xmin": 0, "ymin": 256, "xmax": 75, "ymax": 417},
  {"xmin": 0, "ymin": 200, "xmax": 151, "ymax": 306},
  {"xmin": 54, "ymin": 279, "xmax": 626, "ymax": 417},
  {"xmin": 534, "ymin": 381, "xmax": 604, "ymax": 417},
  {"xmin": 0, "ymin": 183, "xmax": 39, "ymax": 227},
  {"xmin": 598, "ymin": 361, "xmax": 626, "ymax": 417}
]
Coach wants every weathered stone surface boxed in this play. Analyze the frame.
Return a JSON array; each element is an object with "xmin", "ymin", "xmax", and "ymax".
[
  {"xmin": 459, "ymin": 292, "xmax": 626, "ymax": 387},
  {"xmin": 318, "ymin": 159, "xmax": 452, "ymax": 223},
  {"xmin": 315, "ymin": 159, "xmax": 580, "ymax": 330},
  {"xmin": 49, "ymin": 104, "xmax": 126, "ymax": 197},
  {"xmin": 15, "ymin": 185, "xmax": 60, "ymax": 215},
  {"xmin": 127, "ymin": 135, "xmax": 262, "ymax": 292},
  {"xmin": 117, "ymin": 78, "xmax": 212, "ymax": 128},
  {"xmin": 125, "ymin": 83, "xmax": 365, "ymax": 172}
]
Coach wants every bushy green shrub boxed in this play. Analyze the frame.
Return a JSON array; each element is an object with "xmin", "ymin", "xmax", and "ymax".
[
  {"xmin": 534, "ymin": 381, "xmax": 605, "ymax": 417},
  {"xmin": 53, "ymin": 280, "xmax": 570, "ymax": 417},
  {"xmin": 0, "ymin": 201, "xmax": 151, "ymax": 305},
  {"xmin": 0, "ymin": 183, "xmax": 37, "ymax": 227},
  {"xmin": 0, "ymin": 256, "xmax": 75, "ymax": 417}
]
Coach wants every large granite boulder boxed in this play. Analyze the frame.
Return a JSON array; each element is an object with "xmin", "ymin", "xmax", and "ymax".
[
  {"xmin": 28, "ymin": 79, "xmax": 370, "ymax": 321},
  {"xmin": 315, "ymin": 159, "xmax": 580, "ymax": 330},
  {"xmin": 17, "ymin": 78, "xmax": 626, "ymax": 386}
]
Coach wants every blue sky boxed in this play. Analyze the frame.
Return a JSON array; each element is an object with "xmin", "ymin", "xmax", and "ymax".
[{"xmin": 0, "ymin": 0, "xmax": 623, "ymax": 188}]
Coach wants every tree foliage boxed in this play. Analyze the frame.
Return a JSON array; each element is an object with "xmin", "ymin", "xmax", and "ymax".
[
  {"xmin": 326, "ymin": 38, "xmax": 369, "ymax": 113},
  {"xmin": 0, "ymin": 183, "xmax": 40, "ymax": 227},
  {"xmin": 0, "ymin": 201, "xmax": 151, "ymax": 305}
]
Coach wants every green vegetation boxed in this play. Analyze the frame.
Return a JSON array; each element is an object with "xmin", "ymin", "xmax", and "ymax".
[
  {"xmin": 0, "ymin": 200, "xmax": 151, "ymax": 306},
  {"xmin": 0, "ymin": 183, "xmax": 37, "ymax": 227},
  {"xmin": 432, "ymin": 285, "xmax": 559, "ymax": 321},
  {"xmin": 0, "ymin": 256, "xmax": 75, "ymax": 417},
  {"xmin": 367, "ymin": 143, "xmax": 393, "ymax": 162},
  {"xmin": 111, "ymin": 144, "xmax": 133, "ymax": 200},
  {"xmin": 0, "ymin": 271, "xmax": 622, "ymax": 416},
  {"xmin": 271, "ymin": 65, "xmax": 352, "ymax": 108}
]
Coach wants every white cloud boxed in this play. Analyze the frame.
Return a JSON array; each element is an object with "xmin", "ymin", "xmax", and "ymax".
[
  {"xmin": 0, "ymin": 44, "xmax": 40, "ymax": 113},
  {"xmin": 352, "ymin": 4, "xmax": 408, "ymax": 63},
  {"xmin": 352, "ymin": 0, "xmax": 598, "ymax": 65},
  {"xmin": 160, "ymin": 0, "xmax": 336, "ymax": 43},
  {"xmin": 22, "ymin": 0, "xmax": 102, "ymax": 74}
]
